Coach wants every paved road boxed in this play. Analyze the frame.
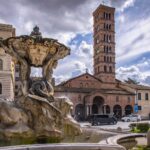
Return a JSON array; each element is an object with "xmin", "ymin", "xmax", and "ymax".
[{"xmin": 80, "ymin": 120, "xmax": 150, "ymax": 131}]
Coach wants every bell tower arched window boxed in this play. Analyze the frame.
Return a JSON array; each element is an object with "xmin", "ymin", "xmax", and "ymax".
[
  {"xmin": 0, "ymin": 83, "xmax": 2, "ymax": 94},
  {"xmin": 0, "ymin": 59, "xmax": 3, "ymax": 70}
]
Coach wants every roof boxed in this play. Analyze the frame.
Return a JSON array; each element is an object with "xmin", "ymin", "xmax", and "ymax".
[
  {"xmin": 93, "ymin": 4, "xmax": 115, "ymax": 16},
  {"xmin": 57, "ymin": 72, "xmax": 102, "ymax": 86},
  {"xmin": 125, "ymin": 83, "xmax": 150, "ymax": 90}
]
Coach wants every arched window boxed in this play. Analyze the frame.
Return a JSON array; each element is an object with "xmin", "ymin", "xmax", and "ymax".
[
  {"xmin": 109, "ymin": 66, "xmax": 112, "ymax": 72},
  {"xmin": 85, "ymin": 83, "xmax": 89, "ymax": 87},
  {"xmin": 109, "ymin": 35, "xmax": 111, "ymax": 42},
  {"xmin": 108, "ymin": 14, "xmax": 111, "ymax": 20},
  {"xmin": 106, "ymin": 24, "xmax": 109, "ymax": 30},
  {"xmin": 98, "ymin": 66, "xmax": 100, "ymax": 73},
  {"xmin": 106, "ymin": 13, "xmax": 108, "ymax": 19},
  {"xmin": 107, "ymin": 57, "xmax": 109, "ymax": 62},
  {"xmin": 107, "ymin": 35, "xmax": 109, "ymax": 42},
  {"xmin": 109, "ymin": 24, "xmax": 111, "ymax": 30},
  {"xmin": 0, "ymin": 83, "xmax": 2, "ymax": 94},
  {"xmin": 104, "ymin": 34, "xmax": 106, "ymax": 42},
  {"xmin": 104, "ymin": 56, "xmax": 106, "ymax": 62},
  {"xmin": 104, "ymin": 46, "xmax": 106, "ymax": 52},
  {"xmin": 103, "ymin": 12, "xmax": 106, "ymax": 19},
  {"xmin": 80, "ymin": 83, "xmax": 83, "ymax": 88},
  {"xmin": 109, "ymin": 46, "xmax": 111, "ymax": 52},
  {"xmin": 104, "ymin": 66, "xmax": 107, "ymax": 72},
  {"xmin": 0, "ymin": 59, "xmax": 3, "ymax": 70},
  {"xmin": 107, "ymin": 46, "xmax": 109, "ymax": 53},
  {"xmin": 110, "ymin": 57, "xmax": 112, "ymax": 62},
  {"xmin": 104, "ymin": 23, "xmax": 106, "ymax": 29}
]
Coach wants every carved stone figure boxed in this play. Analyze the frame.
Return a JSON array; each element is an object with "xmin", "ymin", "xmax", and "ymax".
[{"xmin": 0, "ymin": 26, "xmax": 81, "ymax": 143}]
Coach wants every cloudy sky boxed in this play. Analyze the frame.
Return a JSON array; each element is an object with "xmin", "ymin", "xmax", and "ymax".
[{"xmin": 0, "ymin": 0, "xmax": 150, "ymax": 85}]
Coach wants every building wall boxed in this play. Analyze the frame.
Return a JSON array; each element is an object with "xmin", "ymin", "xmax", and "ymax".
[
  {"xmin": 0, "ymin": 23, "xmax": 15, "ymax": 100},
  {"xmin": 137, "ymin": 90, "xmax": 150, "ymax": 119}
]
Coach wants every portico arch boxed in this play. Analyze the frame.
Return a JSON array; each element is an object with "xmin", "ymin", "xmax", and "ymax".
[{"xmin": 92, "ymin": 96, "xmax": 104, "ymax": 114}]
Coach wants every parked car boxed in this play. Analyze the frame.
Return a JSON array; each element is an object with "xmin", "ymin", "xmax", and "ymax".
[
  {"xmin": 90, "ymin": 114, "xmax": 117, "ymax": 126},
  {"xmin": 121, "ymin": 114, "xmax": 141, "ymax": 122}
]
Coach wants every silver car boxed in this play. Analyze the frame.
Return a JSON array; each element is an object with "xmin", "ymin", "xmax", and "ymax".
[{"xmin": 121, "ymin": 114, "xmax": 141, "ymax": 122}]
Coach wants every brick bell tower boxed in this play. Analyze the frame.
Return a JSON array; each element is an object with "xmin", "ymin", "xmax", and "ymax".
[{"xmin": 93, "ymin": 5, "xmax": 115, "ymax": 83}]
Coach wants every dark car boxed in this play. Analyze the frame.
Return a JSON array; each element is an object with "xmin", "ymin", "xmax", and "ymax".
[{"xmin": 90, "ymin": 114, "xmax": 117, "ymax": 126}]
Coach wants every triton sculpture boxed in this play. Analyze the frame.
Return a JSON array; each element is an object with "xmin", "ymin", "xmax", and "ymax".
[{"xmin": 0, "ymin": 26, "xmax": 81, "ymax": 143}]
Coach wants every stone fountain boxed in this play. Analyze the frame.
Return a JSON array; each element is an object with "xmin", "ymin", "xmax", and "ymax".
[{"xmin": 0, "ymin": 26, "xmax": 81, "ymax": 144}]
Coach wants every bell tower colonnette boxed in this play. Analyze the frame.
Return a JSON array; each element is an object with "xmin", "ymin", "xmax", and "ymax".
[{"xmin": 93, "ymin": 5, "xmax": 115, "ymax": 83}]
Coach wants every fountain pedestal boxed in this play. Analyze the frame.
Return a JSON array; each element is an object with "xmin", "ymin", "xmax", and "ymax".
[{"xmin": 0, "ymin": 26, "xmax": 81, "ymax": 143}]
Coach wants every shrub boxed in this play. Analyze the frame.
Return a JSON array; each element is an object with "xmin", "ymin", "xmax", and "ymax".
[
  {"xmin": 130, "ymin": 122, "xmax": 150, "ymax": 133},
  {"xmin": 136, "ymin": 123, "xmax": 150, "ymax": 133},
  {"xmin": 129, "ymin": 123, "xmax": 137, "ymax": 130}
]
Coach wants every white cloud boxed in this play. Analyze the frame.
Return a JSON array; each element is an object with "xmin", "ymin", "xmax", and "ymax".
[
  {"xmin": 116, "ymin": 17, "xmax": 150, "ymax": 63},
  {"xmin": 76, "ymin": 41, "xmax": 93, "ymax": 57},
  {"xmin": 116, "ymin": 59, "xmax": 150, "ymax": 85},
  {"xmin": 53, "ymin": 40, "xmax": 93, "ymax": 84},
  {"xmin": 120, "ymin": 0, "xmax": 136, "ymax": 12},
  {"xmin": 110, "ymin": 0, "xmax": 136, "ymax": 12}
]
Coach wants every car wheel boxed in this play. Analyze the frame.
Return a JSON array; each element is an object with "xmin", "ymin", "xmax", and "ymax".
[{"xmin": 92, "ymin": 122, "xmax": 95, "ymax": 126}]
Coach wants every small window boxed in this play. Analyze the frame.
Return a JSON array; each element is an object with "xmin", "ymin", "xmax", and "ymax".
[
  {"xmin": 85, "ymin": 83, "xmax": 89, "ymax": 87},
  {"xmin": 0, "ymin": 59, "xmax": 3, "ymax": 70},
  {"xmin": 0, "ymin": 83, "xmax": 2, "ymax": 94},
  {"xmin": 145, "ymin": 93, "xmax": 149, "ymax": 100},
  {"xmin": 80, "ymin": 83, "xmax": 83, "ymax": 88},
  {"xmin": 138, "ymin": 93, "xmax": 141, "ymax": 100},
  {"xmin": 128, "ymin": 97, "xmax": 131, "ymax": 103},
  {"xmin": 78, "ymin": 95, "xmax": 81, "ymax": 101}
]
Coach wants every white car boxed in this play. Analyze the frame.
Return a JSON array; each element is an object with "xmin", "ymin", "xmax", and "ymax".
[{"xmin": 121, "ymin": 114, "xmax": 141, "ymax": 122}]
